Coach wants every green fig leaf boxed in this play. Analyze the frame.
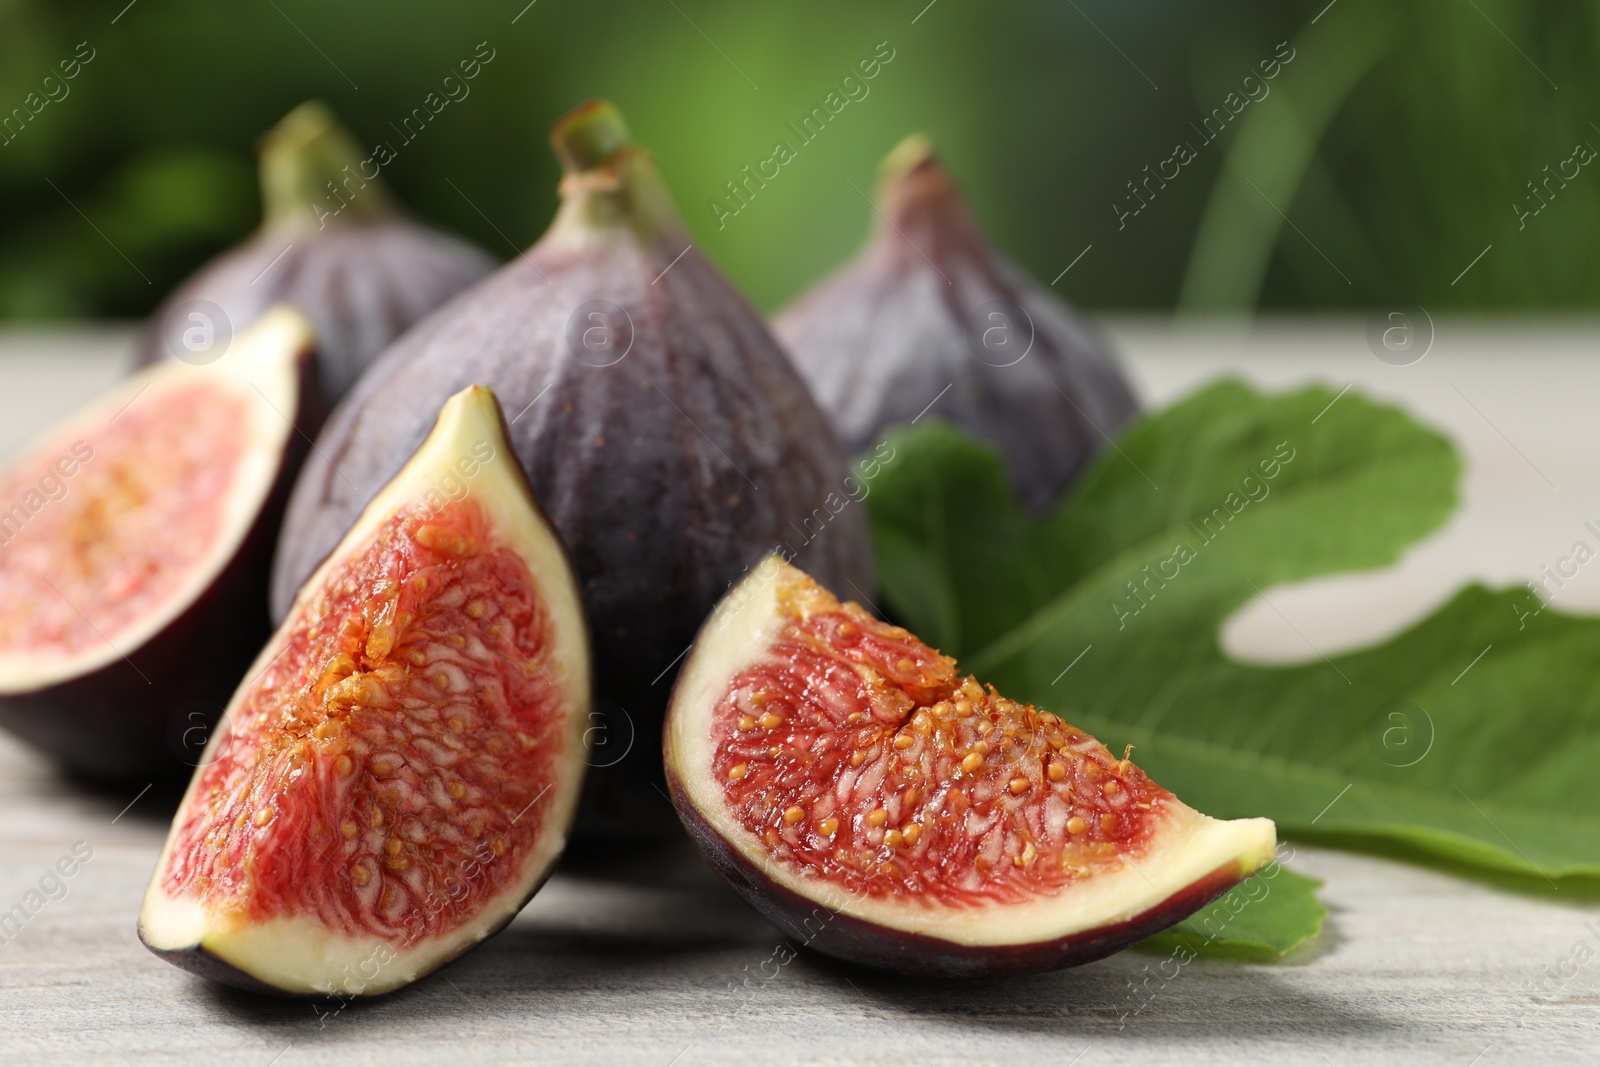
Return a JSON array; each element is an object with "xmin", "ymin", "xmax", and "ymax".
[
  {"xmin": 865, "ymin": 380, "xmax": 1600, "ymax": 883},
  {"xmin": 1137, "ymin": 865, "xmax": 1327, "ymax": 961}
]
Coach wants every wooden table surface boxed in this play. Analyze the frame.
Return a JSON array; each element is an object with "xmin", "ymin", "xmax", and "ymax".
[{"xmin": 1, "ymin": 318, "xmax": 1597, "ymax": 1065}]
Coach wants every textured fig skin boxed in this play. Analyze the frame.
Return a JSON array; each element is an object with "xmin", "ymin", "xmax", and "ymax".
[
  {"xmin": 134, "ymin": 220, "xmax": 494, "ymax": 409},
  {"xmin": 667, "ymin": 761, "xmax": 1244, "ymax": 978},
  {"xmin": 0, "ymin": 339, "xmax": 318, "ymax": 781},
  {"xmin": 272, "ymin": 105, "xmax": 873, "ymax": 839},
  {"xmin": 774, "ymin": 139, "xmax": 1140, "ymax": 514}
]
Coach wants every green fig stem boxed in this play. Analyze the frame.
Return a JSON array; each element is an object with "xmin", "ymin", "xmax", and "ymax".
[
  {"xmin": 879, "ymin": 133, "xmax": 937, "ymax": 188},
  {"xmin": 551, "ymin": 100, "xmax": 633, "ymax": 172},
  {"xmin": 548, "ymin": 100, "xmax": 683, "ymax": 243},
  {"xmin": 873, "ymin": 132, "xmax": 979, "ymax": 242},
  {"xmin": 260, "ymin": 101, "xmax": 394, "ymax": 231}
]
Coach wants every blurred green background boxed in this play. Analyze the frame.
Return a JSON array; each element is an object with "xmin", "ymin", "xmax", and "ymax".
[{"xmin": 0, "ymin": 0, "xmax": 1595, "ymax": 319}]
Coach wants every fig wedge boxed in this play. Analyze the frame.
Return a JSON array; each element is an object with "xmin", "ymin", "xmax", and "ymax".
[
  {"xmin": 666, "ymin": 557, "xmax": 1276, "ymax": 977},
  {"xmin": 0, "ymin": 308, "xmax": 315, "ymax": 778},
  {"xmin": 140, "ymin": 386, "xmax": 590, "ymax": 997}
]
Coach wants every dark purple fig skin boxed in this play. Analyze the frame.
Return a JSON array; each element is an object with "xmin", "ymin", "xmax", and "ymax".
[
  {"xmin": 0, "ymin": 325, "xmax": 318, "ymax": 780},
  {"xmin": 667, "ymin": 760, "xmax": 1246, "ymax": 978},
  {"xmin": 135, "ymin": 222, "xmax": 493, "ymax": 407},
  {"xmin": 133, "ymin": 102, "xmax": 494, "ymax": 407},
  {"xmin": 272, "ymin": 101, "xmax": 874, "ymax": 839},
  {"xmin": 774, "ymin": 137, "xmax": 1140, "ymax": 514}
]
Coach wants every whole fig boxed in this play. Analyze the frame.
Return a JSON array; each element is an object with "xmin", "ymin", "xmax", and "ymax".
[
  {"xmin": 774, "ymin": 136, "xmax": 1140, "ymax": 513},
  {"xmin": 273, "ymin": 101, "xmax": 873, "ymax": 837},
  {"xmin": 135, "ymin": 101, "xmax": 495, "ymax": 406}
]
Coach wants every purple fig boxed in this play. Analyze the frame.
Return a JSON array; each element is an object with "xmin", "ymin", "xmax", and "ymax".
[
  {"xmin": 272, "ymin": 101, "xmax": 873, "ymax": 838},
  {"xmin": 774, "ymin": 136, "xmax": 1140, "ymax": 513},
  {"xmin": 134, "ymin": 101, "xmax": 494, "ymax": 406}
]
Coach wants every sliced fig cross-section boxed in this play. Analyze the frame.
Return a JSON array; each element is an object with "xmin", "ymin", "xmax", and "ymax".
[
  {"xmin": 666, "ymin": 557, "xmax": 1275, "ymax": 977},
  {"xmin": 0, "ymin": 307, "xmax": 315, "ymax": 778},
  {"xmin": 140, "ymin": 386, "xmax": 590, "ymax": 997}
]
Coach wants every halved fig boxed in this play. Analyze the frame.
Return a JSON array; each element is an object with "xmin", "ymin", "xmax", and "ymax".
[
  {"xmin": 666, "ymin": 557, "xmax": 1275, "ymax": 977},
  {"xmin": 140, "ymin": 386, "xmax": 590, "ymax": 997},
  {"xmin": 0, "ymin": 308, "xmax": 315, "ymax": 778}
]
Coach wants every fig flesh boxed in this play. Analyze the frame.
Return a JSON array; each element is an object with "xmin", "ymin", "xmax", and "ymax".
[
  {"xmin": 140, "ymin": 386, "xmax": 590, "ymax": 997},
  {"xmin": 774, "ymin": 136, "xmax": 1140, "ymax": 513},
  {"xmin": 134, "ymin": 101, "xmax": 495, "ymax": 407},
  {"xmin": 274, "ymin": 101, "xmax": 873, "ymax": 838},
  {"xmin": 665, "ymin": 557, "xmax": 1276, "ymax": 977},
  {"xmin": 0, "ymin": 308, "xmax": 315, "ymax": 778}
]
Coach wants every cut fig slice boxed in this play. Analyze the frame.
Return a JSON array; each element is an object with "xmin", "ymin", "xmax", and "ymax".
[
  {"xmin": 665, "ymin": 557, "xmax": 1276, "ymax": 977},
  {"xmin": 140, "ymin": 386, "xmax": 590, "ymax": 997},
  {"xmin": 0, "ymin": 307, "xmax": 315, "ymax": 778}
]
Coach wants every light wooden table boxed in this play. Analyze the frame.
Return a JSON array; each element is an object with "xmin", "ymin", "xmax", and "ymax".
[{"xmin": 1, "ymin": 319, "xmax": 1597, "ymax": 1066}]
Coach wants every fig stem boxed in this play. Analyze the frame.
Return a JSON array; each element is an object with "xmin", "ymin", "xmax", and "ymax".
[
  {"xmin": 871, "ymin": 132, "xmax": 984, "ymax": 249},
  {"xmin": 547, "ymin": 100, "xmax": 683, "ymax": 242},
  {"xmin": 260, "ymin": 101, "xmax": 394, "ymax": 231},
  {"xmin": 550, "ymin": 100, "xmax": 633, "ymax": 173},
  {"xmin": 880, "ymin": 133, "xmax": 937, "ymax": 187}
]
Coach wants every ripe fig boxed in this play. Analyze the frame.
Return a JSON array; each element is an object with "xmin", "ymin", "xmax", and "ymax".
[
  {"xmin": 141, "ymin": 385, "xmax": 590, "ymax": 997},
  {"xmin": 273, "ymin": 101, "xmax": 873, "ymax": 838},
  {"xmin": 0, "ymin": 308, "xmax": 316, "ymax": 779},
  {"xmin": 665, "ymin": 557, "xmax": 1276, "ymax": 977},
  {"xmin": 773, "ymin": 136, "xmax": 1140, "ymax": 513},
  {"xmin": 134, "ymin": 101, "xmax": 495, "ymax": 407}
]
